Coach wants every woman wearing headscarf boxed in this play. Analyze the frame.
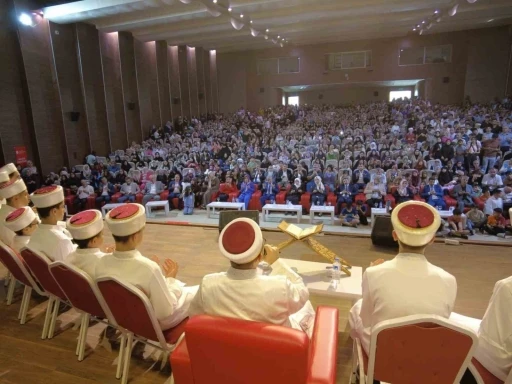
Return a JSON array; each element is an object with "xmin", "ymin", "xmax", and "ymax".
[
  {"xmin": 286, "ymin": 178, "xmax": 304, "ymax": 205},
  {"xmin": 393, "ymin": 179, "xmax": 414, "ymax": 205},
  {"xmin": 438, "ymin": 166, "xmax": 453, "ymax": 187},
  {"xmin": 310, "ymin": 176, "xmax": 326, "ymax": 206}
]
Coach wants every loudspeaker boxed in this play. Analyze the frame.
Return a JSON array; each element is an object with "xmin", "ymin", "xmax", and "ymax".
[
  {"xmin": 373, "ymin": 91, "xmax": 379, "ymax": 97},
  {"xmin": 173, "ymin": 97, "xmax": 181, "ymax": 105},
  {"xmin": 70, "ymin": 111, "xmax": 80, "ymax": 122},
  {"xmin": 443, "ymin": 77, "xmax": 450, "ymax": 83},
  {"xmin": 127, "ymin": 102, "xmax": 136, "ymax": 111},
  {"xmin": 219, "ymin": 210, "xmax": 259, "ymax": 233},
  {"xmin": 259, "ymin": 87, "xmax": 265, "ymax": 93},
  {"xmin": 371, "ymin": 216, "xmax": 398, "ymax": 248}
]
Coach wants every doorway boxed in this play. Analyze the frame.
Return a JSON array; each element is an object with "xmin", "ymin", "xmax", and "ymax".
[
  {"xmin": 288, "ymin": 96, "xmax": 299, "ymax": 106},
  {"xmin": 389, "ymin": 90, "xmax": 411, "ymax": 101}
]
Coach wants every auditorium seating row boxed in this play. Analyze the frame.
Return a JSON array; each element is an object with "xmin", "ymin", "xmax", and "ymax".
[{"xmin": 0, "ymin": 242, "xmax": 339, "ymax": 384}]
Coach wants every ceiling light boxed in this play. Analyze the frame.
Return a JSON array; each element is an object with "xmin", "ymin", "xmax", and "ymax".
[
  {"xmin": 419, "ymin": 29, "xmax": 424, "ymax": 35},
  {"xmin": 280, "ymin": 43, "xmax": 284, "ymax": 47},
  {"xmin": 228, "ymin": 6, "xmax": 232, "ymax": 11},
  {"xmin": 413, "ymin": 28, "xmax": 416, "ymax": 31},
  {"xmin": 277, "ymin": 35, "xmax": 280, "ymax": 38},
  {"xmin": 487, "ymin": 19, "xmax": 494, "ymax": 22},
  {"xmin": 434, "ymin": 10, "xmax": 439, "ymax": 14},
  {"xmin": 250, "ymin": 20, "xmax": 253, "ymax": 24},
  {"xmin": 449, "ymin": 4, "xmax": 458, "ymax": 16},
  {"xmin": 266, "ymin": 28, "xmax": 269, "ymax": 32},
  {"xmin": 422, "ymin": 20, "xmax": 425, "ymax": 24},
  {"xmin": 467, "ymin": 0, "xmax": 477, "ymax": 3},
  {"xmin": 417, "ymin": 24, "xmax": 420, "ymax": 28},
  {"xmin": 19, "ymin": 13, "xmax": 32, "ymax": 26},
  {"xmin": 240, "ymin": 14, "xmax": 243, "ymax": 18},
  {"xmin": 264, "ymin": 35, "xmax": 268, "ymax": 40},
  {"xmin": 213, "ymin": 0, "xmax": 217, "ymax": 3},
  {"xmin": 436, "ymin": 17, "xmax": 442, "ymax": 22}
]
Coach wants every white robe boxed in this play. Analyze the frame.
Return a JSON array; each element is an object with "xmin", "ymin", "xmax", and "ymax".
[
  {"xmin": 349, "ymin": 253, "xmax": 457, "ymax": 353},
  {"xmin": 188, "ymin": 259, "xmax": 316, "ymax": 337},
  {"xmin": 27, "ymin": 224, "xmax": 76, "ymax": 262},
  {"xmin": 94, "ymin": 250, "xmax": 197, "ymax": 330},
  {"xmin": 66, "ymin": 248, "xmax": 106, "ymax": 280},
  {"xmin": 12, "ymin": 235, "xmax": 30, "ymax": 253},
  {"xmin": 0, "ymin": 204, "xmax": 16, "ymax": 247},
  {"xmin": 450, "ymin": 276, "xmax": 512, "ymax": 381}
]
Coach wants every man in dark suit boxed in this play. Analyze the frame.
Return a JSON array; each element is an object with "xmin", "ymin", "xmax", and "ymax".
[{"xmin": 336, "ymin": 177, "xmax": 357, "ymax": 215}]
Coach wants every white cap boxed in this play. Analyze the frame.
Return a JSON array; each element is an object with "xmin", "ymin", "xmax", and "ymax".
[
  {"xmin": 67, "ymin": 210, "xmax": 104, "ymax": 240},
  {"xmin": 0, "ymin": 163, "xmax": 17, "ymax": 176},
  {"xmin": 106, "ymin": 203, "xmax": 146, "ymax": 237},
  {"xmin": 219, "ymin": 218, "xmax": 263, "ymax": 264},
  {"xmin": 391, "ymin": 201, "xmax": 441, "ymax": 247},
  {"xmin": 30, "ymin": 185, "xmax": 64, "ymax": 208},
  {"xmin": 4, "ymin": 206, "xmax": 37, "ymax": 233},
  {"xmin": 0, "ymin": 179, "xmax": 27, "ymax": 200},
  {"xmin": 0, "ymin": 171, "xmax": 9, "ymax": 184}
]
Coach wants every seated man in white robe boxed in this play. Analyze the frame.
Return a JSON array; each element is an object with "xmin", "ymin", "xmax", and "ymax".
[
  {"xmin": 28, "ymin": 186, "xmax": 76, "ymax": 262},
  {"xmin": 452, "ymin": 277, "xmax": 511, "ymax": 382},
  {"xmin": 0, "ymin": 163, "xmax": 20, "ymax": 206},
  {"xmin": 0, "ymin": 174, "xmax": 30, "ymax": 247},
  {"xmin": 4, "ymin": 206, "xmax": 39, "ymax": 252},
  {"xmin": 66, "ymin": 210, "xmax": 106, "ymax": 279},
  {"xmin": 189, "ymin": 218, "xmax": 316, "ymax": 337},
  {"xmin": 95, "ymin": 203, "xmax": 198, "ymax": 330},
  {"xmin": 349, "ymin": 201, "xmax": 457, "ymax": 354}
]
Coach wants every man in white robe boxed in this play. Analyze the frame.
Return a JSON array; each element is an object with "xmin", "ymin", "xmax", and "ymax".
[
  {"xmin": 349, "ymin": 201, "xmax": 457, "ymax": 353},
  {"xmin": 3, "ymin": 206, "xmax": 38, "ymax": 252},
  {"xmin": 65, "ymin": 209, "xmax": 106, "ymax": 280},
  {"xmin": 0, "ymin": 173, "xmax": 30, "ymax": 248},
  {"xmin": 95, "ymin": 203, "xmax": 197, "ymax": 330},
  {"xmin": 27, "ymin": 186, "xmax": 76, "ymax": 261},
  {"xmin": 189, "ymin": 218, "xmax": 316, "ymax": 337}
]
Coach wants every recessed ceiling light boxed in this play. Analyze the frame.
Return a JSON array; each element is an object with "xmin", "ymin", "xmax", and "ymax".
[
  {"xmin": 277, "ymin": 35, "xmax": 280, "ymax": 38},
  {"xmin": 250, "ymin": 20, "xmax": 253, "ymax": 24},
  {"xmin": 413, "ymin": 28, "xmax": 416, "ymax": 31},
  {"xmin": 417, "ymin": 24, "xmax": 420, "ymax": 28},
  {"xmin": 434, "ymin": 10, "xmax": 439, "ymax": 14},
  {"xmin": 422, "ymin": 20, "xmax": 425, "ymax": 24},
  {"xmin": 487, "ymin": 19, "xmax": 494, "ymax": 22},
  {"xmin": 213, "ymin": 0, "xmax": 217, "ymax": 3},
  {"xmin": 266, "ymin": 28, "xmax": 269, "ymax": 32},
  {"xmin": 228, "ymin": 6, "xmax": 232, "ymax": 11},
  {"xmin": 240, "ymin": 14, "xmax": 243, "ymax": 18}
]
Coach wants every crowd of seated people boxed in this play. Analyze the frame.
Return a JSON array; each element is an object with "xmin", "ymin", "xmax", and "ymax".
[{"xmin": 15, "ymin": 96, "xmax": 512, "ymax": 237}]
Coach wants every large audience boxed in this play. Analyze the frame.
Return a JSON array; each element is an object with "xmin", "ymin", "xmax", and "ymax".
[{"xmin": 16, "ymin": 96, "xmax": 512, "ymax": 238}]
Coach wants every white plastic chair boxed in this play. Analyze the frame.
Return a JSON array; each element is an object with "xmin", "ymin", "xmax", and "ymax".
[{"xmin": 350, "ymin": 314, "xmax": 478, "ymax": 384}]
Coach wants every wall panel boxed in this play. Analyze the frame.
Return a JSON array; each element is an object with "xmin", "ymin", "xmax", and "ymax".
[{"xmin": 178, "ymin": 45, "xmax": 191, "ymax": 117}]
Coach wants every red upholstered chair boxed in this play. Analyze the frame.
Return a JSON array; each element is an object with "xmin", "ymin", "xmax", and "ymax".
[
  {"xmin": 49, "ymin": 262, "xmax": 115, "ymax": 362},
  {"xmin": 473, "ymin": 197, "xmax": 485, "ymax": 210},
  {"xmin": 20, "ymin": 248, "xmax": 69, "ymax": 340},
  {"xmin": 300, "ymin": 192, "xmax": 311, "ymax": 212},
  {"xmin": 0, "ymin": 242, "xmax": 46, "ymax": 324},
  {"xmin": 171, "ymin": 306, "xmax": 339, "ymax": 384},
  {"xmin": 86, "ymin": 194, "xmax": 97, "ymax": 209},
  {"xmin": 275, "ymin": 185, "xmax": 291, "ymax": 204},
  {"xmin": 248, "ymin": 184, "xmax": 262, "ymax": 211},
  {"xmin": 351, "ymin": 314, "xmax": 478, "ymax": 384},
  {"xmin": 468, "ymin": 358, "xmax": 510, "ymax": 384},
  {"xmin": 97, "ymin": 277, "xmax": 188, "ymax": 384}
]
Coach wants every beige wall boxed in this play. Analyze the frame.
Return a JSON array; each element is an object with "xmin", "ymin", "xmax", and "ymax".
[{"xmin": 217, "ymin": 26, "xmax": 512, "ymax": 113}]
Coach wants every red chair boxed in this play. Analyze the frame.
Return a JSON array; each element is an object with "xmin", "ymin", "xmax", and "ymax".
[
  {"xmin": 97, "ymin": 277, "xmax": 188, "ymax": 384},
  {"xmin": 248, "ymin": 185, "xmax": 262, "ymax": 211},
  {"xmin": 20, "ymin": 248, "xmax": 69, "ymax": 339},
  {"xmin": 300, "ymin": 192, "xmax": 311, "ymax": 212},
  {"xmin": 0, "ymin": 242, "xmax": 46, "ymax": 324},
  {"xmin": 468, "ymin": 358, "xmax": 511, "ymax": 384},
  {"xmin": 171, "ymin": 306, "xmax": 339, "ymax": 384},
  {"xmin": 351, "ymin": 314, "xmax": 478, "ymax": 384},
  {"xmin": 49, "ymin": 262, "xmax": 115, "ymax": 362},
  {"xmin": 276, "ymin": 185, "xmax": 291, "ymax": 204}
]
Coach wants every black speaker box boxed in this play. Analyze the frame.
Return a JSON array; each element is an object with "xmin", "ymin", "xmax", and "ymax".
[
  {"xmin": 70, "ymin": 111, "xmax": 80, "ymax": 122},
  {"xmin": 371, "ymin": 216, "xmax": 398, "ymax": 248},
  {"xmin": 219, "ymin": 210, "xmax": 259, "ymax": 233}
]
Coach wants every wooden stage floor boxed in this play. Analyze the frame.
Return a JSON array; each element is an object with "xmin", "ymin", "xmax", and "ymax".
[{"xmin": 0, "ymin": 223, "xmax": 510, "ymax": 383}]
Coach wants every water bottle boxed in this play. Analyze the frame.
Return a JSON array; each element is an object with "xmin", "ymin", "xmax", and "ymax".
[
  {"xmin": 379, "ymin": 201, "xmax": 383, "ymax": 208},
  {"xmin": 271, "ymin": 197, "xmax": 275, "ymax": 204},
  {"xmin": 332, "ymin": 257, "xmax": 341, "ymax": 280}
]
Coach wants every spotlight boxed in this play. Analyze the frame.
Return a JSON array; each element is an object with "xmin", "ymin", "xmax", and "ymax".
[
  {"xmin": 422, "ymin": 20, "xmax": 425, "ymax": 24},
  {"xmin": 434, "ymin": 10, "xmax": 439, "ymax": 14},
  {"xmin": 266, "ymin": 28, "xmax": 269, "ymax": 32},
  {"xmin": 417, "ymin": 24, "xmax": 420, "ymax": 28},
  {"xmin": 277, "ymin": 35, "xmax": 280, "ymax": 38},
  {"xmin": 413, "ymin": 28, "xmax": 416, "ymax": 31},
  {"xmin": 19, "ymin": 13, "xmax": 32, "ymax": 26},
  {"xmin": 228, "ymin": 6, "xmax": 232, "ymax": 11},
  {"xmin": 240, "ymin": 14, "xmax": 243, "ymax": 18},
  {"xmin": 213, "ymin": 0, "xmax": 217, "ymax": 3},
  {"xmin": 250, "ymin": 20, "xmax": 253, "ymax": 24}
]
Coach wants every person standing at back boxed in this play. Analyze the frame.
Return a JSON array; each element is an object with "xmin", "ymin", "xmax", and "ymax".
[{"xmin": 349, "ymin": 201, "xmax": 457, "ymax": 354}]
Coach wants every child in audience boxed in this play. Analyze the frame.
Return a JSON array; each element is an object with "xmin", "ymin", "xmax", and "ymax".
[
  {"xmin": 447, "ymin": 208, "xmax": 471, "ymax": 239},
  {"xmin": 466, "ymin": 205, "xmax": 486, "ymax": 233},
  {"xmin": 66, "ymin": 209, "xmax": 105, "ymax": 279},
  {"xmin": 182, "ymin": 186, "xmax": 194, "ymax": 215},
  {"xmin": 4, "ymin": 207, "xmax": 38, "ymax": 252},
  {"xmin": 483, "ymin": 208, "xmax": 507, "ymax": 238},
  {"xmin": 341, "ymin": 204, "xmax": 359, "ymax": 227}
]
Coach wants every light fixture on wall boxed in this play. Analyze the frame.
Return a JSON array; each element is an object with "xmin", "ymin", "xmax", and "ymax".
[
  {"xmin": 467, "ymin": 0, "xmax": 477, "ymax": 3},
  {"xmin": 250, "ymin": 20, "xmax": 253, "ymax": 23},
  {"xmin": 434, "ymin": 9, "xmax": 439, "ymax": 14},
  {"xmin": 19, "ymin": 13, "xmax": 33, "ymax": 26},
  {"xmin": 449, "ymin": 4, "xmax": 458, "ymax": 16},
  {"xmin": 240, "ymin": 14, "xmax": 243, "ymax": 18},
  {"xmin": 212, "ymin": 0, "xmax": 217, "ymax": 3},
  {"xmin": 228, "ymin": 6, "xmax": 232, "ymax": 11},
  {"xmin": 266, "ymin": 28, "xmax": 269, "ymax": 32}
]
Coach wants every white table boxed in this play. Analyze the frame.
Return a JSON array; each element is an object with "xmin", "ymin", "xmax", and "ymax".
[
  {"xmin": 206, "ymin": 202, "xmax": 245, "ymax": 218},
  {"xmin": 371, "ymin": 207, "xmax": 454, "ymax": 227},
  {"xmin": 261, "ymin": 259, "xmax": 363, "ymax": 302},
  {"xmin": 262, "ymin": 204, "xmax": 302, "ymax": 223},
  {"xmin": 101, "ymin": 203, "xmax": 125, "ymax": 218},
  {"xmin": 309, "ymin": 205, "xmax": 335, "ymax": 225},
  {"xmin": 146, "ymin": 200, "xmax": 169, "ymax": 217}
]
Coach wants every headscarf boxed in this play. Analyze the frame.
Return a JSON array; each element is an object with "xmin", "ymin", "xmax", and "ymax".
[
  {"xmin": 294, "ymin": 178, "xmax": 301, "ymax": 187},
  {"xmin": 314, "ymin": 176, "xmax": 325, "ymax": 192}
]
